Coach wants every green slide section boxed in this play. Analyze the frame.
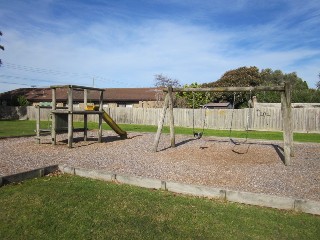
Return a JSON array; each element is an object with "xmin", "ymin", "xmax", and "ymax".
[{"xmin": 102, "ymin": 110, "xmax": 127, "ymax": 139}]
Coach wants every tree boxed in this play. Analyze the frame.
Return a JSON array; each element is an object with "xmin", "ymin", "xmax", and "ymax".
[
  {"xmin": 16, "ymin": 95, "xmax": 29, "ymax": 106},
  {"xmin": 202, "ymin": 66, "xmax": 261, "ymax": 108},
  {"xmin": 176, "ymin": 82, "xmax": 211, "ymax": 108},
  {"xmin": 201, "ymin": 66, "xmax": 320, "ymax": 105},
  {"xmin": 256, "ymin": 69, "xmax": 320, "ymax": 103},
  {"xmin": 317, "ymin": 73, "xmax": 320, "ymax": 90},
  {"xmin": 154, "ymin": 74, "xmax": 181, "ymax": 88},
  {"xmin": 0, "ymin": 31, "xmax": 4, "ymax": 66},
  {"xmin": 255, "ymin": 69, "xmax": 286, "ymax": 103}
]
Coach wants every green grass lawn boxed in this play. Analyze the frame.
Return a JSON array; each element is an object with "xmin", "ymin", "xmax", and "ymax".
[
  {"xmin": 1, "ymin": 120, "xmax": 319, "ymax": 143},
  {"xmin": 0, "ymin": 174, "xmax": 319, "ymax": 240}
]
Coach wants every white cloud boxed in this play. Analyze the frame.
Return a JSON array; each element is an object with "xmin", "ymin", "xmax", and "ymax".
[{"xmin": 1, "ymin": 0, "xmax": 319, "ymax": 92}]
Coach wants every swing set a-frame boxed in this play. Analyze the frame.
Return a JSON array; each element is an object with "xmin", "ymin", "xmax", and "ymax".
[{"xmin": 153, "ymin": 82, "xmax": 294, "ymax": 166}]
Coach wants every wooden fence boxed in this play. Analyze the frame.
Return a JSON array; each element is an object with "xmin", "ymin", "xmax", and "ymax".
[{"xmin": 1, "ymin": 106, "xmax": 319, "ymax": 133}]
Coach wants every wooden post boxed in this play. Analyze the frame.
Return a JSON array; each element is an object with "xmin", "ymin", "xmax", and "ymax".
[
  {"xmin": 84, "ymin": 116, "xmax": 88, "ymax": 141},
  {"xmin": 98, "ymin": 90, "xmax": 103, "ymax": 143},
  {"xmin": 84, "ymin": 89, "xmax": 88, "ymax": 107},
  {"xmin": 36, "ymin": 106, "xmax": 40, "ymax": 144},
  {"xmin": 51, "ymin": 88, "xmax": 56, "ymax": 145},
  {"xmin": 153, "ymin": 94, "xmax": 169, "ymax": 152},
  {"xmin": 84, "ymin": 89, "xmax": 88, "ymax": 141},
  {"xmin": 68, "ymin": 86, "xmax": 73, "ymax": 148},
  {"xmin": 281, "ymin": 81, "xmax": 293, "ymax": 165},
  {"xmin": 168, "ymin": 86, "xmax": 175, "ymax": 148}
]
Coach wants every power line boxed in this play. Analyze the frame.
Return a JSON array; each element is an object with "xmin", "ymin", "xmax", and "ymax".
[
  {"xmin": 0, "ymin": 74, "xmax": 67, "ymax": 85},
  {"xmin": 4, "ymin": 62, "xmax": 93, "ymax": 79},
  {"xmin": 2, "ymin": 62, "xmax": 142, "ymax": 88},
  {"xmin": 0, "ymin": 81, "xmax": 34, "ymax": 86}
]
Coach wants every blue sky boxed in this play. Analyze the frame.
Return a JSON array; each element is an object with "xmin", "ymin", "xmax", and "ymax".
[{"xmin": 0, "ymin": 0, "xmax": 319, "ymax": 93}]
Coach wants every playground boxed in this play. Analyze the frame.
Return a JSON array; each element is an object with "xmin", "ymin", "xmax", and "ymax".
[
  {"xmin": 1, "ymin": 84, "xmax": 319, "ymax": 204},
  {"xmin": 1, "ymin": 130, "xmax": 319, "ymax": 202}
]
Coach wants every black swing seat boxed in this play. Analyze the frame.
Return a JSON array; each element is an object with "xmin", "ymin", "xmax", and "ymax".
[
  {"xmin": 194, "ymin": 132, "xmax": 203, "ymax": 139},
  {"xmin": 230, "ymin": 138, "xmax": 242, "ymax": 145}
]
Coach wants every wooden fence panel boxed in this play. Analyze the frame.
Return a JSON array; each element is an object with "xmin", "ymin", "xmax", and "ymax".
[
  {"xmin": 3, "ymin": 106, "xmax": 319, "ymax": 133},
  {"xmin": 253, "ymin": 107, "xmax": 282, "ymax": 131}
]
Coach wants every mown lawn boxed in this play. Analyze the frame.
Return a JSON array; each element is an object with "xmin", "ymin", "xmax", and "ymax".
[
  {"xmin": 0, "ymin": 175, "xmax": 319, "ymax": 240},
  {"xmin": 1, "ymin": 120, "xmax": 319, "ymax": 143}
]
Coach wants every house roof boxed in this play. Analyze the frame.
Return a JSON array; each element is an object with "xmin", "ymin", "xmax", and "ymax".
[
  {"xmin": 105, "ymin": 88, "xmax": 163, "ymax": 101},
  {"xmin": 0, "ymin": 87, "xmax": 164, "ymax": 102}
]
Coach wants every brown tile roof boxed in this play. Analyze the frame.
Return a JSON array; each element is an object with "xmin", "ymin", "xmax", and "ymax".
[
  {"xmin": 105, "ymin": 88, "xmax": 163, "ymax": 101},
  {"xmin": 0, "ymin": 87, "xmax": 164, "ymax": 102}
]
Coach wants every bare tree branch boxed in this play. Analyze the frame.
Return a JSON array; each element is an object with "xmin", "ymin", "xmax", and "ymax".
[{"xmin": 154, "ymin": 74, "xmax": 181, "ymax": 88}]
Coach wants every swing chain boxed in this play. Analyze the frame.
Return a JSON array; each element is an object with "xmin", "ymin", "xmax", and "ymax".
[
  {"xmin": 229, "ymin": 90, "xmax": 252, "ymax": 145},
  {"xmin": 192, "ymin": 91, "xmax": 209, "ymax": 139}
]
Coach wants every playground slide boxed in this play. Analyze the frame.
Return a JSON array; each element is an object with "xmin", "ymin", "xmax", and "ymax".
[{"xmin": 102, "ymin": 110, "xmax": 127, "ymax": 139}]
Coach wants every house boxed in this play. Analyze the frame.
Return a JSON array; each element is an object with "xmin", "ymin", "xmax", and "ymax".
[
  {"xmin": 202, "ymin": 102, "xmax": 232, "ymax": 109},
  {"xmin": 0, "ymin": 87, "xmax": 165, "ymax": 108}
]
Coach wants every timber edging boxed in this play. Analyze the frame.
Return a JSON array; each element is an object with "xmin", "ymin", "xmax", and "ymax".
[{"xmin": 1, "ymin": 165, "xmax": 319, "ymax": 216}]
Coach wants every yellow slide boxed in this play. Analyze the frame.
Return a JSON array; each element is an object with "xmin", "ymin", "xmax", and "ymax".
[{"xmin": 102, "ymin": 110, "xmax": 127, "ymax": 139}]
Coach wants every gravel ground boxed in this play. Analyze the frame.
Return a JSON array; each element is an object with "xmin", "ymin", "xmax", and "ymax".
[{"xmin": 1, "ymin": 130, "xmax": 319, "ymax": 201}]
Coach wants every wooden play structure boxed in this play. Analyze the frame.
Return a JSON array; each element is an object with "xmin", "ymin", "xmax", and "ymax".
[
  {"xmin": 153, "ymin": 82, "xmax": 294, "ymax": 166},
  {"xmin": 35, "ymin": 85, "xmax": 127, "ymax": 148}
]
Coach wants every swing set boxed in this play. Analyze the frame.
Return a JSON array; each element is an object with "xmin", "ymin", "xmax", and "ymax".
[{"xmin": 153, "ymin": 83, "xmax": 294, "ymax": 166}]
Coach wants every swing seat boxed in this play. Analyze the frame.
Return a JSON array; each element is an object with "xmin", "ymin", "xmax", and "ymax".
[
  {"xmin": 230, "ymin": 138, "xmax": 241, "ymax": 145},
  {"xmin": 194, "ymin": 132, "xmax": 203, "ymax": 139}
]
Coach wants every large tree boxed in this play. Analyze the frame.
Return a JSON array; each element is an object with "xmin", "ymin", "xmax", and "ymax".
[
  {"xmin": 0, "ymin": 31, "xmax": 4, "ymax": 66},
  {"xmin": 202, "ymin": 66, "xmax": 320, "ymax": 106},
  {"xmin": 202, "ymin": 66, "xmax": 261, "ymax": 108},
  {"xmin": 317, "ymin": 73, "xmax": 320, "ymax": 90},
  {"xmin": 256, "ymin": 70, "xmax": 318, "ymax": 103}
]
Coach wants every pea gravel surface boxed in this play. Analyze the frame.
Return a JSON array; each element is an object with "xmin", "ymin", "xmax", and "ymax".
[{"xmin": 1, "ymin": 130, "xmax": 319, "ymax": 201}]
